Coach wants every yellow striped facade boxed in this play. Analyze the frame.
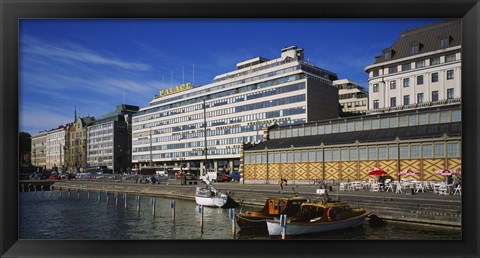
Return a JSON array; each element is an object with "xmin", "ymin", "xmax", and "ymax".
[{"xmin": 244, "ymin": 158, "xmax": 461, "ymax": 182}]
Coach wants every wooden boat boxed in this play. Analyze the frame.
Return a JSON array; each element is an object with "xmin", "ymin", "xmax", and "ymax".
[
  {"xmin": 266, "ymin": 200, "xmax": 370, "ymax": 236},
  {"xmin": 236, "ymin": 196, "xmax": 308, "ymax": 230}
]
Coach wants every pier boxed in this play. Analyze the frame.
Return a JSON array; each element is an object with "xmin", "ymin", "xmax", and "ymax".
[{"xmin": 50, "ymin": 180, "xmax": 461, "ymax": 229}]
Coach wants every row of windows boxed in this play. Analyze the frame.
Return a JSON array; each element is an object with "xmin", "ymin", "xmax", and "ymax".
[
  {"xmin": 133, "ymin": 79, "xmax": 304, "ymax": 130},
  {"xmin": 373, "ymin": 53, "xmax": 457, "ymax": 77},
  {"xmin": 245, "ymin": 142, "xmax": 460, "ymax": 164},
  {"xmin": 270, "ymin": 109, "xmax": 460, "ymax": 140},
  {"xmin": 373, "ymin": 69, "xmax": 456, "ymax": 93},
  {"xmin": 144, "ymin": 63, "xmax": 302, "ymax": 112},
  {"xmin": 133, "ymin": 92, "xmax": 306, "ymax": 134},
  {"xmin": 133, "ymin": 147, "xmax": 242, "ymax": 161},
  {"xmin": 373, "ymin": 88, "xmax": 455, "ymax": 109},
  {"xmin": 385, "ymin": 89, "xmax": 455, "ymax": 107}
]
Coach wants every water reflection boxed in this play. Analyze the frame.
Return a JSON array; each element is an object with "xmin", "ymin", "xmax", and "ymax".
[{"xmin": 19, "ymin": 191, "xmax": 460, "ymax": 240}]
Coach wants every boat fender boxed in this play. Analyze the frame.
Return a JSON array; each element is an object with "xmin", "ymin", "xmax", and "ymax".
[{"xmin": 327, "ymin": 208, "xmax": 332, "ymax": 221}]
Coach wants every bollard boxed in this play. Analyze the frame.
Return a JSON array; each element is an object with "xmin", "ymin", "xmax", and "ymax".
[
  {"xmin": 115, "ymin": 193, "xmax": 119, "ymax": 208},
  {"xmin": 41, "ymin": 185, "xmax": 44, "ymax": 197},
  {"xmin": 136, "ymin": 195, "xmax": 140, "ymax": 214},
  {"xmin": 170, "ymin": 200, "xmax": 175, "ymax": 222},
  {"xmin": 280, "ymin": 214, "xmax": 287, "ymax": 240},
  {"xmin": 151, "ymin": 197, "xmax": 156, "ymax": 218},
  {"xmin": 229, "ymin": 208, "xmax": 236, "ymax": 239},
  {"xmin": 198, "ymin": 205, "xmax": 204, "ymax": 234},
  {"xmin": 28, "ymin": 184, "xmax": 31, "ymax": 192},
  {"xmin": 124, "ymin": 193, "xmax": 128, "ymax": 210},
  {"xmin": 106, "ymin": 191, "xmax": 109, "ymax": 205}
]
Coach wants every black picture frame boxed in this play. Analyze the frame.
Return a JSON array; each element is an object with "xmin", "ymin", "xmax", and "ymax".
[{"xmin": 1, "ymin": 0, "xmax": 478, "ymax": 257}]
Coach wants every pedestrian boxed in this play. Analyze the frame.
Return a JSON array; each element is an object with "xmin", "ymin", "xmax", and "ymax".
[{"xmin": 279, "ymin": 177, "xmax": 284, "ymax": 192}]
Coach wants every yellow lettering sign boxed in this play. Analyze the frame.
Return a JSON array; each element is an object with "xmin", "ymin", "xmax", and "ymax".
[{"xmin": 159, "ymin": 82, "xmax": 192, "ymax": 98}]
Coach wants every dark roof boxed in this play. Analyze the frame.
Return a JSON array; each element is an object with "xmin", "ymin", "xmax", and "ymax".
[
  {"xmin": 246, "ymin": 122, "xmax": 461, "ymax": 151},
  {"xmin": 372, "ymin": 19, "xmax": 461, "ymax": 64}
]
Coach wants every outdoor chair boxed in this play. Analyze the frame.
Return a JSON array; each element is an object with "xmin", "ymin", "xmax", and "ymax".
[
  {"xmin": 395, "ymin": 182, "xmax": 403, "ymax": 193},
  {"xmin": 370, "ymin": 183, "xmax": 379, "ymax": 192},
  {"xmin": 453, "ymin": 185, "xmax": 461, "ymax": 195},
  {"xmin": 339, "ymin": 182, "xmax": 346, "ymax": 191},
  {"xmin": 384, "ymin": 183, "xmax": 394, "ymax": 192},
  {"xmin": 438, "ymin": 184, "xmax": 449, "ymax": 195},
  {"xmin": 415, "ymin": 182, "xmax": 425, "ymax": 193}
]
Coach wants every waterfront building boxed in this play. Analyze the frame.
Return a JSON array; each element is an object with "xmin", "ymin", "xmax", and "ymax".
[
  {"xmin": 242, "ymin": 102, "xmax": 461, "ymax": 184},
  {"xmin": 365, "ymin": 19, "xmax": 461, "ymax": 113},
  {"xmin": 31, "ymin": 131, "xmax": 47, "ymax": 169},
  {"xmin": 45, "ymin": 126, "xmax": 66, "ymax": 170},
  {"xmin": 131, "ymin": 46, "xmax": 339, "ymax": 175},
  {"xmin": 65, "ymin": 116, "xmax": 95, "ymax": 171},
  {"xmin": 87, "ymin": 104, "xmax": 139, "ymax": 173},
  {"xmin": 333, "ymin": 79, "xmax": 369, "ymax": 115}
]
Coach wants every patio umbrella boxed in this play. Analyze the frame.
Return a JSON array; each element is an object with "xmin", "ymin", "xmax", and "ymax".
[
  {"xmin": 368, "ymin": 167, "xmax": 387, "ymax": 176},
  {"xmin": 435, "ymin": 169, "xmax": 458, "ymax": 176},
  {"xmin": 398, "ymin": 169, "xmax": 418, "ymax": 176}
]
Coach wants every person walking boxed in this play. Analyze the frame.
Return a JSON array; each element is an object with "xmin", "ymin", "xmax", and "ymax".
[{"xmin": 279, "ymin": 177, "xmax": 284, "ymax": 193}]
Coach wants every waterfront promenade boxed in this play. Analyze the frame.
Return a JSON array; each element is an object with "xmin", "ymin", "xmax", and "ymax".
[{"xmin": 44, "ymin": 179, "xmax": 462, "ymax": 229}]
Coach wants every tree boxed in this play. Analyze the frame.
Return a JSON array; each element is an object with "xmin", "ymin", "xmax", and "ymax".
[{"xmin": 19, "ymin": 132, "xmax": 31, "ymax": 167}]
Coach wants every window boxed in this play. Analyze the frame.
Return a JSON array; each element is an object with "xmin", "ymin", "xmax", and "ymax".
[
  {"xmin": 388, "ymin": 66, "xmax": 397, "ymax": 73},
  {"xmin": 432, "ymin": 91, "xmax": 439, "ymax": 102},
  {"xmin": 447, "ymin": 70, "xmax": 454, "ymax": 80},
  {"xmin": 434, "ymin": 144, "xmax": 445, "ymax": 158},
  {"xmin": 411, "ymin": 145, "xmax": 421, "ymax": 158},
  {"xmin": 373, "ymin": 70, "xmax": 379, "ymax": 77},
  {"xmin": 417, "ymin": 93, "xmax": 424, "ymax": 103},
  {"xmin": 403, "ymin": 78, "xmax": 410, "ymax": 87},
  {"xmin": 378, "ymin": 147, "xmax": 387, "ymax": 160},
  {"xmin": 422, "ymin": 144, "xmax": 433, "ymax": 158},
  {"xmin": 359, "ymin": 148, "xmax": 367, "ymax": 160},
  {"xmin": 399, "ymin": 145, "xmax": 409, "ymax": 159},
  {"xmin": 349, "ymin": 148, "xmax": 358, "ymax": 161},
  {"xmin": 431, "ymin": 73, "xmax": 439, "ymax": 82},
  {"xmin": 402, "ymin": 63, "xmax": 411, "ymax": 71},
  {"xmin": 373, "ymin": 100, "xmax": 379, "ymax": 109},
  {"xmin": 388, "ymin": 146, "xmax": 397, "ymax": 159},
  {"xmin": 417, "ymin": 75, "xmax": 424, "ymax": 85},
  {"xmin": 415, "ymin": 60, "xmax": 425, "ymax": 68},
  {"xmin": 390, "ymin": 97, "xmax": 396, "ymax": 107},
  {"xmin": 390, "ymin": 81, "xmax": 396, "ymax": 90},
  {"xmin": 447, "ymin": 88, "xmax": 454, "ymax": 99},
  {"xmin": 430, "ymin": 57, "xmax": 440, "ymax": 65},
  {"xmin": 368, "ymin": 147, "xmax": 377, "ymax": 160},
  {"xmin": 341, "ymin": 149, "xmax": 349, "ymax": 161},
  {"xmin": 445, "ymin": 54, "xmax": 456, "ymax": 62},
  {"xmin": 411, "ymin": 45, "xmax": 419, "ymax": 54},
  {"xmin": 447, "ymin": 143, "xmax": 459, "ymax": 157},
  {"xmin": 403, "ymin": 95, "xmax": 410, "ymax": 105},
  {"xmin": 440, "ymin": 37, "xmax": 450, "ymax": 48},
  {"xmin": 384, "ymin": 52, "xmax": 391, "ymax": 60},
  {"xmin": 373, "ymin": 83, "xmax": 379, "ymax": 92}
]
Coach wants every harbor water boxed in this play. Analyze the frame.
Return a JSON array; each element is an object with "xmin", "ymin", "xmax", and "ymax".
[{"xmin": 19, "ymin": 191, "xmax": 461, "ymax": 240}]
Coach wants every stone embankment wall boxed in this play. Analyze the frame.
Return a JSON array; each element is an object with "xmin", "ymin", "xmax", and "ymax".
[{"xmin": 53, "ymin": 181, "xmax": 461, "ymax": 229}]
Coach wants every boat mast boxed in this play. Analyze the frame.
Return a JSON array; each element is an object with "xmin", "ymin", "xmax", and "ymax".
[{"xmin": 203, "ymin": 99, "xmax": 208, "ymax": 175}]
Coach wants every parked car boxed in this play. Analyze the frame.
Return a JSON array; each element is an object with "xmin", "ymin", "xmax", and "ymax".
[
  {"xmin": 185, "ymin": 173, "xmax": 197, "ymax": 180},
  {"xmin": 48, "ymin": 173, "xmax": 59, "ymax": 181},
  {"xmin": 230, "ymin": 172, "xmax": 241, "ymax": 182}
]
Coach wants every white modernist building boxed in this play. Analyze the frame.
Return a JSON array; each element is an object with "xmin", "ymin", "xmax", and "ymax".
[
  {"xmin": 131, "ymin": 46, "xmax": 339, "ymax": 175},
  {"xmin": 365, "ymin": 19, "xmax": 461, "ymax": 113},
  {"xmin": 45, "ymin": 126, "xmax": 66, "ymax": 170},
  {"xmin": 333, "ymin": 79, "xmax": 369, "ymax": 114},
  {"xmin": 31, "ymin": 131, "xmax": 48, "ymax": 169}
]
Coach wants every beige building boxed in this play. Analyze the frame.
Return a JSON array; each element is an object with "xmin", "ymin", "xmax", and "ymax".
[
  {"xmin": 333, "ymin": 79, "xmax": 368, "ymax": 115},
  {"xmin": 365, "ymin": 19, "xmax": 461, "ymax": 114},
  {"xmin": 65, "ymin": 116, "xmax": 95, "ymax": 171},
  {"xmin": 45, "ymin": 126, "xmax": 66, "ymax": 170},
  {"xmin": 31, "ymin": 131, "xmax": 47, "ymax": 169}
]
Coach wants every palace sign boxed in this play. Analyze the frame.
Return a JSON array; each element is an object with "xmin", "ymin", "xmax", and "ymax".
[{"xmin": 159, "ymin": 82, "xmax": 191, "ymax": 97}]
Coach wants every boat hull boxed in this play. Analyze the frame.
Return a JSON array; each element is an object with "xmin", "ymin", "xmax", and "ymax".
[
  {"xmin": 195, "ymin": 195, "xmax": 226, "ymax": 207},
  {"xmin": 236, "ymin": 214, "xmax": 270, "ymax": 230},
  {"xmin": 266, "ymin": 212, "xmax": 368, "ymax": 236}
]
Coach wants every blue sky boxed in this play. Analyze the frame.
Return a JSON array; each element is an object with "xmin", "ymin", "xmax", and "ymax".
[{"xmin": 20, "ymin": 18, "xmax": 442, "ymax": 135}]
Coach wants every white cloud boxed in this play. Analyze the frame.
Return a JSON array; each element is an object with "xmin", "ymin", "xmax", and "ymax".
[{"xmin": 21, "ymin": 36, "xmax": 151, "ymax": 71}]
